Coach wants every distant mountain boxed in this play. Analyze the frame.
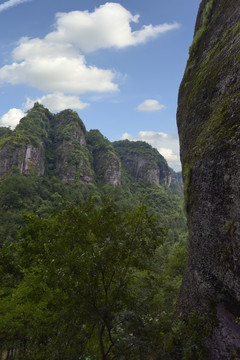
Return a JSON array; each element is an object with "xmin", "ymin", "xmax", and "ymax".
[
  {"xmin": 0, "ymin": 103, "xmax": 181, "ymax": 187},
  {"xmin": 0, "ymin": 103, "xmax": 185, "ymax": 244}
]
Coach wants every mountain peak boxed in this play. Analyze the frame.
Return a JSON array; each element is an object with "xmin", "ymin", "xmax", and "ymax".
[{"xmin": 0, "ymin": 105, "xmax": 180, "ymax": 187}]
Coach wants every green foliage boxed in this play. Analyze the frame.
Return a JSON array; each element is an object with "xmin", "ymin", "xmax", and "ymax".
[
  {"xmin": 53, "ymin": 110, "xmax": 94, "ymax": 182},
  {"xmin": 0, "ymin": 126, "xmax": 12, "ymax": 139},
  {"xmin": 86, "ymin": 130, "xmax": 121, "ymax": 183},
  {"xmin": 87, "ymin": 129, "xmax": 113, "ymax": 153},
  {"xmin": 189, "ymin": 26, "xmax": 206, "ymax": 57},
  {"xmin": 0, "ymin": 177, "xmax": 191, "ymax": 358},
  {"xmin": 16, "ymin": 103, "xmax": 53, "ymax": 140},
  {"xmin": 0, "ymin": 169, "xmax": 43, "ymax": 244},
  {"xmin": 166, "ymin": 313, "xmax": 208, "ymax": 360},
  {"xmin": 113, "ymin": 139, "xmax": 168, "ymax": 171},
  {"xmin": 55, "ymin": 109, "xmax": 86, "ymax": 142},
  {"xmin": 0, "ymin": 199, "xmax": 166, "ymax": 359},
  {"xmin": 0, "ymin": 104, "xmax": 191, "ymax": 358},
  {"xmin": 188, "ymin": 0, "xmax": 214, "ymax": 57},
  {"xmin": 0, "ymin": 103, "xmax": 53, "ymax": 152}
]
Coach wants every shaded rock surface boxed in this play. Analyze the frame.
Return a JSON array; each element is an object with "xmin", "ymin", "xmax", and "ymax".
[
  {"xmin": 87, "ymin": 129, "xmax": 121, "ymax": 186},
  {"xmin": 177, "ymin": 0, "xmax": 240, "ymax": 358},
  {"xmin": 113, "ymin": 140, "xmax": 179, "ymax": 187}
]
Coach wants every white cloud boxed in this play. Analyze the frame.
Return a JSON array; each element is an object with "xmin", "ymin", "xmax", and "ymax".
[
  {"xmin": 0, "ymin": 3, "xmax": 180, "ymax": 94},
  {"xmin": 121, "ymin": 132, "xmax": 132, "ymax": 140},
  {"xmin": 46, "ymin": 3, "xmax": 180, "ymax": 52},
  {"xmin": 0, "ymin": 93, "xmax": 88, "ymax": 129},
  {"xmin": 12, "ymin": 37, "xmax": 78, "ymax": 61},
  {"xmin": 158, "ymin": 147, "xmax": 179, "ymax": 163},
  {"xmin": 0, "ymin": 0, "xmax": 31, "ymax": 13},
  {"xmin": 0, "ymin": 53, "xmax": 118, "ymax": 94},
  {"xmin": 121, "ymin": 130, "xmax": 181, "ymax": 171},
  {"xmin": 136, "ymin": 99, "xmax": 166, "ymax": 112},
  {"xmin": 0, "ymin": 108, "xmax": 25, "ymax": 128},
  {"xmin": 131, "ymin": 22, "xmax": 180, "ymax": 45},
  {"xmin": 24, "ymin": 93, "xmax": 89, "ymax": 112}
]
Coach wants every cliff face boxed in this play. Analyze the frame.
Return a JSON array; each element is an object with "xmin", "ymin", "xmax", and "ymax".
[
  {"xmin": 113, "ymin": 140, "xmax": 177, "ymax": 187},
  {"xmin": 0, "ymin": 104, "xmax": 52, "ymax": 177},
  {"xmin": 87, "ymin": 130, "xmax": 121, "ymax": 186},
  {"xmin": 0, "ymin": 143, "xmax": 44, "ymax": 177},
  {"xmin": 177, "ymin": 0, "xmax": 240, "ymax": 358}
]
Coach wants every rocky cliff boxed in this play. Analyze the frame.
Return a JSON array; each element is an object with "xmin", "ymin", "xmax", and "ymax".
[
  {"xmin": 0, "ymin": 104, "xmax": 52, "ymax": 177},
  {"xmin": 113, "ymin": 139, "xmax": 180, "ymax": 187},
  {"xmin": 87, "ymin": 130, "xmax": 121, "ymax": 186},
  {"xmin": 0, "ymin": 103, "xmax": 179, "ymax": 188},
  {"xmin": 54, "ymin": 109, "xmax": 94, "ymax": 184},
  {"xmin": 177, "ymin": 0, "xmax": 240, "ymax": 358}
]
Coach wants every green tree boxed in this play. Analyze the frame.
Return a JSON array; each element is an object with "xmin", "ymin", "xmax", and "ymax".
[{"xmin": 0, "ymin": 199, "xmax": 164, "ymax": 360}]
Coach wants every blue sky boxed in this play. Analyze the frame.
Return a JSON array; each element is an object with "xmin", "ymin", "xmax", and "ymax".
[{"xmin": 0, "ymin": 0, "xmax": 201, "ymax": 171}]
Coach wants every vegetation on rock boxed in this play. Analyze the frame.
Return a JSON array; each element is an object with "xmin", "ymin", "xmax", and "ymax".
[{"xmin": 177, "ymin": 0, "xmax": 240, "ymax": 358}]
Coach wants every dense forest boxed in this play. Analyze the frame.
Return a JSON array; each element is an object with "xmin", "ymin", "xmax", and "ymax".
[{"xmin": 0, "ymin": 104, "xmax": 203, "ymax": 359}]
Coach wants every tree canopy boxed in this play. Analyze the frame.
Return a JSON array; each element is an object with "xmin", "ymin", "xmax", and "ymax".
[{"xmin": 0, "ymin": 199, "xmax": 170, "ymax": 360}]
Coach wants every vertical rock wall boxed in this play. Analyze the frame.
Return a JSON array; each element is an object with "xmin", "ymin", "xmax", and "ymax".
[
  {"xmin": 177, "ymin": 0, "xmax": 240, "ymax": 358},
  {"xmin": 0, "ymin": 143, "xmax": 45, "ymax": 177}
]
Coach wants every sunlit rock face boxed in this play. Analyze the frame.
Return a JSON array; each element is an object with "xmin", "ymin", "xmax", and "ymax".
[
  {"xmin": 177, "ymin": 0, "xmax": 240, "ymax": 357},
  {"xmin": 0, "ymin": 143, "xmax": 45, "ymax": 177}
]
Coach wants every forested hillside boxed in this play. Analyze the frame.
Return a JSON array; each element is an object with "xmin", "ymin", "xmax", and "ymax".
[
  {"xmin": 0, "ymin": 104, "xmax": 193, "ymax": 359},
  {"xmin": 0, "ymin": 103, "xmax": 184, "ymax": 245}
]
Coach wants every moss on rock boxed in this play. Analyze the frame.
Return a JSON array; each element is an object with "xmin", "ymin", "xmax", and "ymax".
[{"xmin": 177, "ymin": 0, "xmax": 240, "ymax": 358}]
